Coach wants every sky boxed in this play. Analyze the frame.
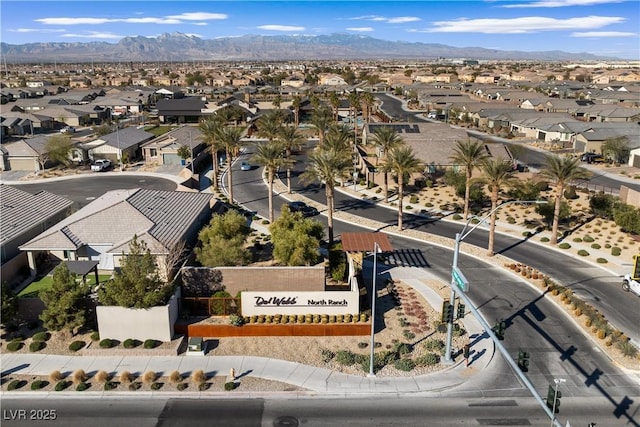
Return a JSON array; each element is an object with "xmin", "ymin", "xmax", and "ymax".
[{"xmin": 1, "ymin": 0, "xmax": 638, "ymax": 60}]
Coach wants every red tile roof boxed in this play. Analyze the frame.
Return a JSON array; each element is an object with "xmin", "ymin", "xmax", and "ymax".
[{"xmin": 341, "ymin": 232, "xmax": 393, "ymax": 253}]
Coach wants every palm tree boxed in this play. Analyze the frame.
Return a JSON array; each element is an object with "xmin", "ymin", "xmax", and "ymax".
[
  {"xmin": 256, "ymin": 110, "xmax": 284, "ymax": 143},
  {"xmin": 360, "ymin": 91, "xmax": 375, "ymax": 123},
  {"xmin": 540, "ymin": 154, "xmax": 590, "ymax": 244},
  {"xmin": 278, "ymin": 125, "xmax": 305, "ymax": 194},
  {"xmin": 323, "ymin": 123, "xmax": 353, "ymax": 153},
  {"xmin": 218, "ymin": 125, "xmax": 246, "ymax": 205},
  {"xmin": 480, "ymin": 158, "xmax": 517, "ymax": 256},
  {"xmin": 384, "ymin": 145, "xmax": 423, "ymax": 231},
  {"xmin": 348, "ymin": 91, "xmax": 361, "ymax": 144},
  {"xmin": 309, "ymin": 105, "xmax": 334, "ymax": 146},
  {"xmin": 449, "ymin": 140, "xmax": 489, "ymax": 219},
  {"xmin": 198, "ymin": 114, "xmax": 225, "ymax": 192},
  {"xmin": 328, "ymin": 92, "xmax": 341, "ymax": 121},
  {"xmin": 370, "ymin": 126, "xmax": 404, "ymax": 203},
  {"xmin": 291, "ymin": 95, "xmax": 302, "ymax": 127},
  {"xmin": 301, "ymin": 145, "xmax": 352, "ymax": 244},
  {"xmin": 251, "ymin": 141, "xmax": 286, "ymax": 223}
]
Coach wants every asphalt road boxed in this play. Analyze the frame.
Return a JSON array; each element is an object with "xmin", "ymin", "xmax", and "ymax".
[{"xmin": 1, "ymin": 397, "xmax": 633, "ymax": 427}]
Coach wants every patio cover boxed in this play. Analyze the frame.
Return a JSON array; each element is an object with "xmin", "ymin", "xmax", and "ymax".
[
  {"xmin": 341, "ymin": 232, "xmax": 393, "ymax": 253},
  {"xmin": 65, "ymin": 260, "xmax": 99, "ymax": 275}
]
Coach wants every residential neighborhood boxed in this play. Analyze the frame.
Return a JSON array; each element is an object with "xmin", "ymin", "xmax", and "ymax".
[{"xmin": 1, "ymin": 57, "xmax": 640, "ymax": 426}]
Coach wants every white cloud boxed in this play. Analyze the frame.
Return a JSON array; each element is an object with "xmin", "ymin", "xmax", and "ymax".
[
  {"xmin": 257, "ymin": 25, "xmax": 305, "ymax": 31},
  {"xmin": 194, "ymin": 22, "xmax": 208, "ymax": 26},
  {"xmin": 425, "ymin": 16, "xmax": 625, "ymax": 33},
  {"xmin": 165, "ymin": 12, "xmax": 227, "ymax": 20},
  {"xmin": 348, "ymin": 15, "xmax": 421, "ymax": 24},
  {"xmin": 60, "ymin": 31, "xmax": 123, "ymax": 39},
  {"xmin": 571, "ymin": 31, "xmax": 637, "ymax": 37},
  {"xmin": 35, "ymin": 11, "xmax": 228, "ymax": 26},
  {"xmin": 10, "ymin": 28, "xmax": 65, "ymax": 33},
  {"xmin": 503, "ymin": 0, "xmax": 623, "ymax": 8},
  {"xmin": 347, "ymin": 27, "xmax": 374, "ymax": 32}
]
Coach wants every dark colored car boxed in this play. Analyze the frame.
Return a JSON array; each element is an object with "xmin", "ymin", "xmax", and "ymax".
[
  {"xmin": 286, "ymin": 201, "xmax": 319, "ymax": 217},
  {"xmin": 581, "ymin": 152, "xmax": 605, "ymax": 164}
]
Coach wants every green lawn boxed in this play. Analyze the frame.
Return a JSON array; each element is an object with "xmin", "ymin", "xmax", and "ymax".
[
  {"xmin": 18, "ymin": 274, "xmax": 112, "ymax": 298},
  {"xmin": 146, "ymin": 126, "xmax": 173, "ymax": 137}
]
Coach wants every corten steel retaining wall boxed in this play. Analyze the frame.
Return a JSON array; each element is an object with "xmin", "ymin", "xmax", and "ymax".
[
  {"xmin": 181, "ymin": 266, "xmax": 326, "ymax": 296},
  {"xmin": 175, "ymin": 322, "xmax": 370, "ymax": 337}
]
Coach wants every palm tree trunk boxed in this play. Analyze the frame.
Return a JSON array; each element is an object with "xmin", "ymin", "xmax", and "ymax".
[
  {"xmin": 267, "ymin": 170, "xmax": 274, "ymax": 224},
  {"xmin": 212, "ymin": 150, "xmax": 219, "ymax": 192},
  {"xmin": 397, "ymin": 176, "xmax": 404, "ymax": 231},
  {"xmin": 488, "ymin": 192, "xmax": 498, "ymax": 256},
  {"xmin": 550, "ymin": 184, "xmax": 563, "ymax": 245},
  {"xmin": 464, "ymin": 171, "xmax": 472, "ymax": 219},
  {"xmin": 384, "ymin": 172, "xmax": 389, "ymax": 203},
  {"xmin": 287, "ymin": 167, "xmax": 292, "ymax": 194},
  {"xmin": 227, "ymin": 150, "xmax": 234, "ymax": 204},
  {"xmin": 326, "ymin": 187, "xmax": 334, "ymax": 244}
]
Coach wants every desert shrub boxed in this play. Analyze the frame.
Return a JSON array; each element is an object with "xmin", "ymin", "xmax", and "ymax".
[
  {"xmin": 540, "ymin": 237, "xmax": 550, "ymax": 242},
  {"xmin": 409, "ymin": 195, "xmax": 418, "ymax": 204},
  {"xmin": 320, "ymin": 349, "xmax": 335, "ymax": 363},
  {"xmin": 611, "ymin": 247, "xmax": 621, "ymax": 256},
  {"xmin": 229, "ymin": 314, "xmax": 244, "ymax": 326},
  {"xmin": 572, "ymin": 237, "xmax": 583, "ymax": 243},
  {"xmin": 104, "ymin": 381, "xmax": 117, "ymax": 391},
  {"xmin": 119, "ymin": 371, "xmax": 133, "ymax": 384},
  {"xmin": 169, "ymin": 371, "xmax": 183, "ymax": 384},
  {"xmin": 563, "ymin": 185, "xmax": 578, "ymax": 200},
  {"xmin": 123, "ymin": 338, "xmax": 140, "ymax": 348},
  {"xmin": 393, "ymin": 358, "xmax": 416, "ymax": 372},
  {"xmin": 558, "ymin": 243, "xmax": 571, "ymax": 249},
  {"xmin": 198, "ymin": 383, "xmax": 210, "ymax": 391},
  {"xmin": 68, "ymin": 340, "xmax": 85, "ymax": 352},
  {"xmin": 99, "ymin": 339, "xmax": 113, "ymax": 348},
  {"xmin": 55, "ymin": 380, "xmax": 70, "ymax": 391},
  {"xmin": 128, "ymin": 382, "xmax": 141, "ymax": 391},
  {"xmin": 6, "ymin": 341, "xmax": 23, "ymax": 352},
  {"xmin": 591, "ymin": 243, "xmax": 601, "ymax": 249},
  {"xmin": 150, "ymin": 382, "xmax": 163, "ymax": 390},
  {"xmin": 424, "ymin": 339, "xmax": 445, "ymax": 352},
  {"xmin": 94, "ymin": 370, "xmax": 110, "ymax": 384},
  {"xmin": 191, "ymin": 369, "xmax": 206, "ymax": 386},
  {"xmin": 144, "ymin": 339, "xmax": 159, "ymax": 349},
  {"xmin": 142, "ymin": 371, "xmax": 156, "ymax": 385},
  {"xmin": 49, "ymin": 370, "xmax": 64, "ymax": 383},
  {"xmin": 403, "ymin": 330, "xmax": 415, "ymax": 340},
  {"xmin": 597, "ymin": 258, "xmax": 608, "ymax": 263},
  {"xmin": 72, "ymin": 369, "xmax": 87, "ymax": 385},
  {"xmin": 177, "ymin": 383, "xmax": 188, "ymax": 391},
  {"xmin": 31, "ymin": 380, "xmax": 47, "ymax": 390},
  {"xmin": 417, "ymin": 353, "xmax": 440, "ymax": 366},
  {"xmin": 32, "ymin": 331, "xmax": 50, "ymax": 341},
  {"xmin": 394, "ymin": 342, "xmax": 412, "ymax": 356},
  {"xmin": 583, "ymin": 235, "xmax": 595, "ymax": 242},
  {"xmin": 452, "ymin": 214, "xmax": 463, "ymax": 220},
  {"xmin": 7, "ymin": 380, "xmax": 26, "ymax": 390},
  {"xmin": 29, "ymin": 341, "xmax": 45, "ymax": 352},
  {"xmin": 76, "ymin": 382, "xmax": 89, "ymax": 391},
  {"xmin": 577, "ymin": 250, "xmax": 589, "ymax": 256},
  {"xmin": 224, "ymin": 381, "xmax": 237, "ymax": 391},
  {"xmin": 90, "ymin": 331, "xmax": 100, "ymax": 341},
  {"xmin": 358, "ymin": 342, "xmax": 368, "ymax": 349},
  {"xmin": 617, "ymin": 340, "xmax": 639, "ymax": 358},
  {"xmin": 335, "ymin": 350, "xmax": 357, "ymax": 365}
]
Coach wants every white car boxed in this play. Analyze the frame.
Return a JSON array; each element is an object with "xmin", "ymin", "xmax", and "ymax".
[
  {"xmin": 622, "ymin": 275, "xmax": 640, "ymax": 297},
  {"xmin": 91, "ymin": 159, "xmax": 111, "ymax": 172},
  {"xmin": 60, "ymin": 126, "xmax": 76, "ymax": 133}
]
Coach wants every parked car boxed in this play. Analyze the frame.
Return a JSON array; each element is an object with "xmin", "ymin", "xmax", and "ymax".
[
  {"xmin": 286, "ymin": 201, "xmax": 319, "ymax": 217},
  {"xmin": 427, "ymin": 112, "xmax": 437, "ymax": 119},
  {"xmin": 240, "ymin": 161, "xmax": 252, "ymax": 171},
  {"xmin": 581, "ymin": 152, "xmax": 605, "ymax": 164},
  {"xmin": 91, "ymin": 159, "xmax": 111, "ymax": 172},
  {"xmin": 60, "ymin": 126, "xmax": 76, "ymax": 134}
]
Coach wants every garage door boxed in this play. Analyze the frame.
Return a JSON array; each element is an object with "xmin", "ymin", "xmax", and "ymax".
[
  {"xmin": 8, "ymin": 157, "xmax": 38, "ymax": 171},
  {"xmin": 162, "ymin": 153, "xmax": 182, "ymax": 165}
]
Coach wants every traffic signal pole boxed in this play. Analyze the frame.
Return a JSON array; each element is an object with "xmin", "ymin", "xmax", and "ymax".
[{"xmin": 451, "ymin": 273, "xmax": 563, "ymax": 427}]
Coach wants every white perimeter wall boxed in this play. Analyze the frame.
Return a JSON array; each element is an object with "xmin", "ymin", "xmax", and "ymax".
[
  {"xmin": 96, "ymin": 289, "xmax": 180, "ymax": 342},
  {"xmin": 241, "ymin": 290, "xmax": 359, "ymax": 316}
]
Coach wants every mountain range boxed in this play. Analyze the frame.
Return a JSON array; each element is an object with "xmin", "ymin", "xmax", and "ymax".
[{"xmin": 0, "ymin": 32, "xmax": 615, "ymax": 63}]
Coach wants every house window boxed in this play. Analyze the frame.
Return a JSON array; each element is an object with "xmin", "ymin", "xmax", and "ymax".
[{"xmin": 149, "ymin": 148, "xmax": 158, "ymax": 157}]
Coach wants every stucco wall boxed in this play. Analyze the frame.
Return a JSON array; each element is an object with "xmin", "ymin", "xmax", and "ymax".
[
  {"xmin": 96, "ymin": 289, "xmax": 180, "ymax": 342},
  {"xmin": 620, "ymin": 185, "xmax": 640, "ymax": 207},
  {"xmin": 190, "ymin": 266, "xmax": 326, "ymax": 296}
]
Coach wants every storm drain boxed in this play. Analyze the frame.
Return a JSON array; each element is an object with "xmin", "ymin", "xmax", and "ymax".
[{"xmin": 274, "ymin": 415, "xmax": 300, "ymax": 427}]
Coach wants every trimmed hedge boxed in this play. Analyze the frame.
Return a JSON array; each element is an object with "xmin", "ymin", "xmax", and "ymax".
[{"xmin": 69, "ymin": 340, "xmax": 85, "ymax": 352}]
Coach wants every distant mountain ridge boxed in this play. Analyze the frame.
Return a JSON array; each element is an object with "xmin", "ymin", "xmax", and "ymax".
[{"xmin": 0, "ymin": 32, "xmax": 617, "ymax": 63}]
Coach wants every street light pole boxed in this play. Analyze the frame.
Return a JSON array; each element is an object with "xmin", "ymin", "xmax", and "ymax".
[
  {"xmin": 444, "ymin": 200, "xmax": 545, "ymax": 363},
  {"xmin": 368, "ymin": 241, "xmax": 380, "ymax": 377}
]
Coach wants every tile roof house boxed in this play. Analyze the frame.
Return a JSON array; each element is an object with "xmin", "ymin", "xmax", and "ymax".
[
  {"xmin": 79, "ymin": 126, "xmax": 155, "ymax": 164},
  {"xmin": 1, "ymin": 185, "xmax": 74, "ymax": 285},
  {"xmin": 19, "ymin": 188, "xmax": 219, "ymax": 279},
  {"xmin": 141, "ymin": 125, "xmax": 207, "ymax": 166}
]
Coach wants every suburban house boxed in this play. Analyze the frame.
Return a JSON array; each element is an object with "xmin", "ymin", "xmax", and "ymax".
[
  {"xmin": 0, "ymin": 135, "xmax": 57, "ymax": 171},
  {"xmin": 19, "ymin": 188, "xmax": 220, "ymax": 280},
  {"xmin": 0, "ymin": 184, "xmax": 74, "ymax": 286},
  {"xmin": 156, "ymin": 97, "xmax": 208, "ymax": 124},
  {"xmin": 141, "ymin": 125, "xmax": 207, "ymax": 166},
  {"xmin": 80, "ymin": 126, "xmax": 155, "ymax": 165},
  {"xmin": 572, "ymin": 123, "xmax": 640, "ymax": 154}
]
